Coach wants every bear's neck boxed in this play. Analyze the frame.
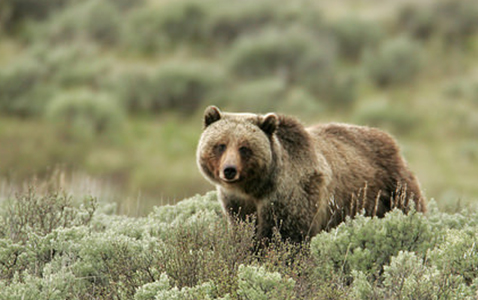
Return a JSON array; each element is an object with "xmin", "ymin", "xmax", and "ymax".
[{"xmin": 275, "ymin": 115, "xmax": 316, "ymax": 165}]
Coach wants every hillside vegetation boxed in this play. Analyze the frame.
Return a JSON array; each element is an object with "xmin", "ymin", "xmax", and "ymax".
[
  {"xmin": 1, "ymin": 1, "xmax": 477, "ymax": 298},
  {"xmin": 0, "ymin": 189, "xmax": 477, "ymax": 299},
  {"xmin": 1, "ymin": 0, "xmax": 478, "ymax": 213}
]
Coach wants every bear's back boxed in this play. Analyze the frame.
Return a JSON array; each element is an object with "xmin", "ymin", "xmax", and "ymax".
[{"xmin": 306, "ymin": 122, "xmax": 424, "ymax": 221}]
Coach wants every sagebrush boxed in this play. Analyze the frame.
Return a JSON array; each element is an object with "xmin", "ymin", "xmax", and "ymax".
[{"xmin": 0, "ymin": 190, "xmax": 477, "ymax": 299}]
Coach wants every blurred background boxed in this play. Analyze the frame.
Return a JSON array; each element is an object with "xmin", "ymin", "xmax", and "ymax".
[{"xmin": 0, "ymin": 0, "xmax": 477, "ymax": 215}]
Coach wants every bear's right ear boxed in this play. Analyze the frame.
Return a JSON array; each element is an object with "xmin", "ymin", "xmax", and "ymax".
[
  {"xmin": 204, "ymin": 106, "xmax": 222, "ymax": 128},
  {"xmin": 260, "ymin": 113, "xmax": 279, "ymax": 135}
]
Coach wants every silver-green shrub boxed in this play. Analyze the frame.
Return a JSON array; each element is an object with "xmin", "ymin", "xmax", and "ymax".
[
  {"xmin": 46, "ymin": 89, "xmax": 125, "ymax": 139},
  {"xmin": 364, "ymin": 37, "xmax": 422, "ymax": 87},
  {"xmin": 310, "ymin": 209, "xmax": 434, "ymax": 284}
]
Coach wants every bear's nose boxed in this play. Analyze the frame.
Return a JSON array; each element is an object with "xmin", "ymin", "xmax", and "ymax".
[{"xmin": 223, "ymin": 166, "xmax": 238, "ymax": 181}]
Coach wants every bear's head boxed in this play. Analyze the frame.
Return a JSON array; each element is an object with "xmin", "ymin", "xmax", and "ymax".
[{"xmin": 197, "ymin": 106, "xmax": 279, "ymax": 194}]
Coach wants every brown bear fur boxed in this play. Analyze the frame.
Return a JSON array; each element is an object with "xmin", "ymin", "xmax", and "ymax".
[{"xmin": 197, "ymin": 106, "xmax": 426, "ymax": 243}]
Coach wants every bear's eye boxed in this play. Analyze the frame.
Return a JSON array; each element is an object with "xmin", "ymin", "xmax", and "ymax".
[
  {"xmin": 214, "ymin": 144, "xmax": 226, "ymax": 155},
  {"xmin": 239, "ymin": 146, "xmax": 252, "ymax": 158}
]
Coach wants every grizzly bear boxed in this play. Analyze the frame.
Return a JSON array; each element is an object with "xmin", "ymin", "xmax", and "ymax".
[{"xmin": 197, "ymin": 106, "xmax": 426, "ymax": 243}]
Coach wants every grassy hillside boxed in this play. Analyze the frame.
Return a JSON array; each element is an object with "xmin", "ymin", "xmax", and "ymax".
[
  {"xmin": 0, "ymin": 189, "xmax": 477, "ymax": 299},
  {"xmin": 1, "ymin": 0, "xmax": 478, "ymax": 215}
]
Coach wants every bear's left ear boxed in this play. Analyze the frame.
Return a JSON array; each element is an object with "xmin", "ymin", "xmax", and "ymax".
[{"xmin": 260, "ymin": 113, "xmax": 279, "ymax": 135}]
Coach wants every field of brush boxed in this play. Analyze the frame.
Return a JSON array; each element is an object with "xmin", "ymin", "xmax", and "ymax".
[{"xmin": 1, "ymin": 190, "xmax": 477, "ymax": 299}]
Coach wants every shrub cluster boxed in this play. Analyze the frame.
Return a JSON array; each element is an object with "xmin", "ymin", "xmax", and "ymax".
[
  {"xmin": 364, "ymin": 37, "xmax": 423, "ymax": 87},
  {"xmin": 0, "ymin": 44, "xmax": 112, "ymax": 118},
  {"xmin": 32, "ymin": 0, "xmax": 123, "ymax": 46},
  {"xmin": 1, "ymin": 189, "xmax": 478, "ymax": 299},
  {"xmin": 3, "ymin": 0, "xmax": 478, "ymax": 122},
  {"xmin": 226, "ymin": 27, "xmax": 356, "ymax": 107},
  {"xmin": 329, "ymin": 16, "xmax": 383, "ymax": 61},
  {"xmin": 1, "ymin": 0, "xmax": 478, "ymax": 195},
  {"xmin": 398, "ymin": 0, "xmax": 478, "ymax": 46},
  {"xmin": 46, "ymin": 89, "xmax": 125, "ymax": 139},
  {"xmin": 105, "ymin": 61, "xmax": 223, "ymax": 115}
]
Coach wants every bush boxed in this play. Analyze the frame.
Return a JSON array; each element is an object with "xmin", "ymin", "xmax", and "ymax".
[
  {"xmin": 354, "ymin": 101, "xmax": 421, "ymax": 134},
  {"xmin": 433, "ymin": 0, "xmax": 478, "ymax": 45},
  {"xmin": 221, "ymin": 78, "xmax": 287, "ymax": 113},
  {"xmin": 45, "ymin": 89, "xmax": 125, "ymax": 139},
  {"xmin": 237, "ymin": 265, "xmax": 296, "ymax": 300},
  {"xmin": 1, "ymin": 189, "xmax": 96, "ymax": 243},
  {"xmin": 330, "ymin": 16, "xmax": 383, "ymax": 61},
  {"xmin": 397, "ymin": 4, "xmax": 437, "ymax": 40},
  {"xmin": 2, "ymin": 188, "xmax": 478, "ymax": 299},
  {"xmin": 29, "ymin": 0, "xmax": 122, "ymax": 46},
  {"xmin": 0, "ymin": 44, "xmax": 112, "ymax": 117},
  {"xmin": 227, "ymin": 27, "xmax": 334, "ymax": 84},
  {"xmin": 122, "ymin": 7, "xmax": 167, "ymax": 55},
  {"xmin": 226, "ymin": 26, "xmax": 358, "ymax": 107},
  {"xmin": 429, "ymin": 228, "xmax": 478, "ymax": 285},
  {"xmin": 0, "ymin": 0, "xmax": 73, "ymax": 33},
  {"xmin": 0, "ymin": 55, "xmax": 50, "ymax": 116},
  {"xmin": 36, "ymin": 44, "xmax": 112, "ymax": 88},
  {"xmin": 205, "ymin": 0, "xmax": 304, "ymax": 46},
  {"xmin": 352, "ymin": 251, "xmax": 473, "ymax": 300},
  {"xmin": 277, "ymin": 88, "xmax": 325, "ymax": 117},
  {"xmin": 364, "ymin": 37, "xmax": 422, "ymax": 87},
  {"xmin": 104, "ymin": 68, "xmax": 154, "ymax": 113},
  {"xmin": 148, "ymin": 61, "xmax": 223, "ymax": 114},
  {"xmin": 397, "ymin": 0, "xmax": 478, "ymax": 46},
  {"xmin": 310, "ymin": 209, "xmax": 434, "ymax": 285},
  {"xmin": 123, "ymin": 0, "xmax": 211, "ymax": 54},
  {"xmin": 135, "ymin": 275, "xmax": 224, "ymax": 300}
]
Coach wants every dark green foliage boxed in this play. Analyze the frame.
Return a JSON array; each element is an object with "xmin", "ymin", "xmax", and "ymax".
[
  {"xmin": 205, "ymin": 0, "xmax": 313, "ymax": 46},
  {"xmin": 0, "ymin": 56, "xmax": 49, "ymax": 117},
  {"xmin": 104, "ymin": 68, "xmax": 154, "ymax": 113},
  {"xmin": 398, "ymin": 4, "xmax": 437, "ymax": 40},
  {"xmin": 225, "ymin": 26, "xmax": 355, "ymax": 106},
  {"xmin": 330, "ymin": 16, "xmax": 383, "ymax": 61},
  {"xmin": 0, "ymin": 0, "xmax": 73, "ymax": 32},
  {"xmin": 123, "ymin": 0, "xmax": 211, "ymax": 54},
  {"xmin": 152, "ymin": 0, "xmax": 210, "ymax": 48},
  {"xmin": 122, "ymin": 7, "xmax": 168, "ymax": 55},
  {"xmin": 1, "ymin": 0, "xmax": 140, "ymax": 35},
  {"xmin": 397, "ymin": 0, "xmax": 478, "ymax": 46},
  {"xmin": 206, "ymin": 0, "xmax": 281, "ymax": 45},
  {"xmin": 148, "ymin": 61, "xmax": 223, "ymax": 114},
  {"xmin": 434, "ymin": 0, "xmax": 478, "ymax": 44},
  {"xmin": 227, "ymin": 27, "xmax": 333, "ymax": 85},
  {"xmin": 100, "ymin": 60, "xmax": 223, "ymax": 115},
  {"xmin": 104, "ymin": 61, "xmax": 225, "ymax": 115},
  {"xmin": 364, "ymin": 37, "xmax": 422, "ymax": 87}
]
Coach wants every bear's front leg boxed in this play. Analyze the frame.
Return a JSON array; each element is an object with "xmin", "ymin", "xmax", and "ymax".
[
  {"xmin": 219, "ymin": 190, "xmax": 257, "ymax": 223},
  {"xmin": 257, "ymin": 200, "xmax": 312, "ymax": 243}
]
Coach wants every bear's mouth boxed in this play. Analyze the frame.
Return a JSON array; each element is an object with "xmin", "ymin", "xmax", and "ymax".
[{"xmin": 219, "ymin": 175, "xmax": 241, "ymax": 184}]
